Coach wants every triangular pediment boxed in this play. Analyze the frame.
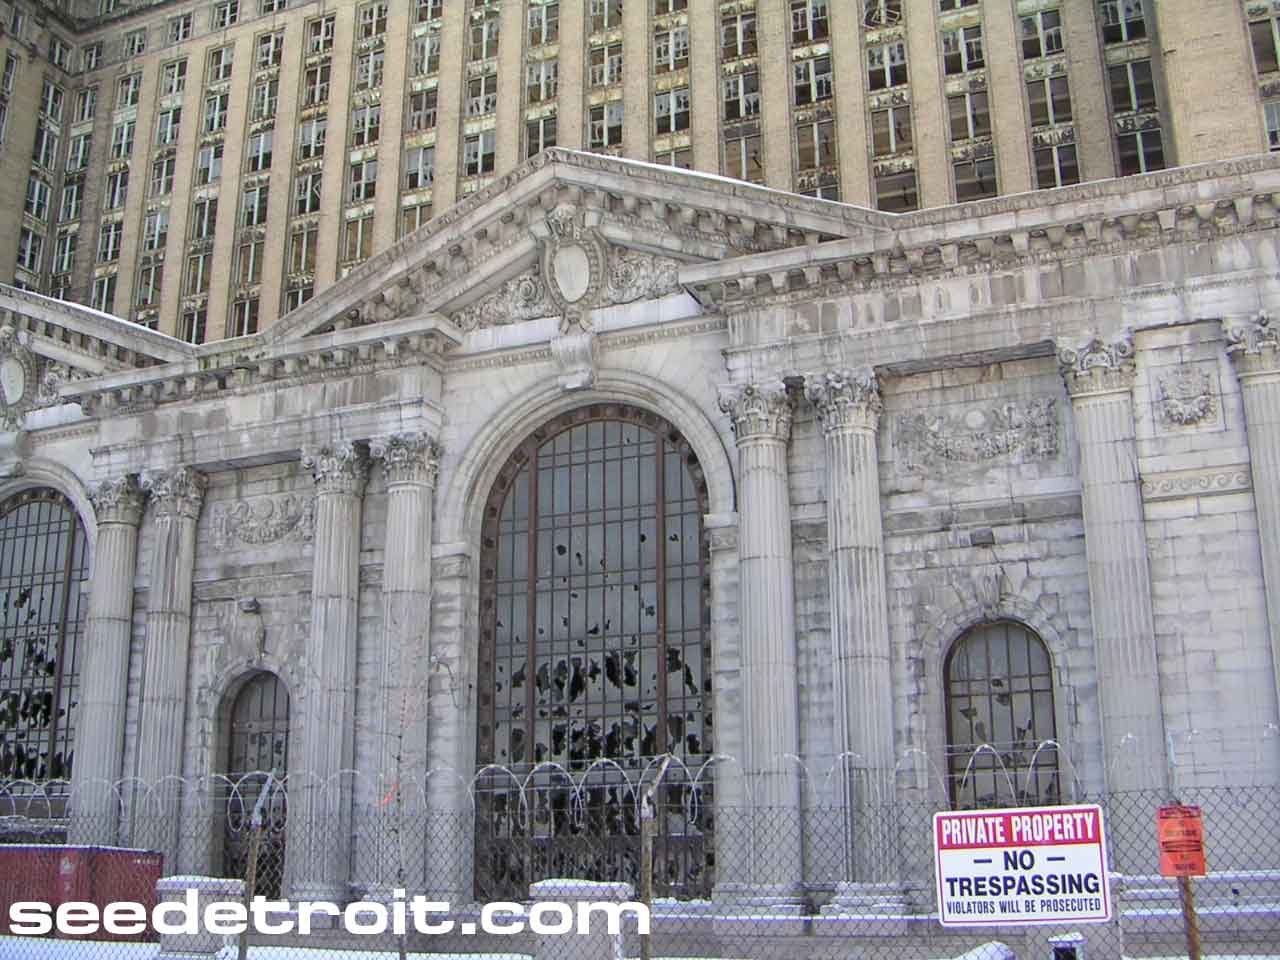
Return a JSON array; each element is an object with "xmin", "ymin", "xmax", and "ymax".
[{"xmin": 265, "ymin": 148, "xmax": 893, "ymax": 344}]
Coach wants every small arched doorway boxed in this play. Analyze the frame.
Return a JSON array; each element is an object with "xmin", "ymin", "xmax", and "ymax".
[
  {"xmin": 221, "ymin": 671, "xmax": 290, "ymax": 898},
  {"xmin": 944, "ymin": 621, "xmax": 1061, "ymax": 808},
  {"xmin": 475, "ymin": 404, "xmax": 714, "ymax": 899}
]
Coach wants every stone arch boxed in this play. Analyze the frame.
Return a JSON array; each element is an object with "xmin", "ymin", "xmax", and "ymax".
[
  {"xmin": 436, "ymin": 370, "xmax": 736, "ymax": 548},
  {"xmin": 0, "ymin": 458, "xmax": 98, "ymax": 557},
  {"xmin": 912, "ymin": 593, "xmax": 1084, "ymax": 802}
]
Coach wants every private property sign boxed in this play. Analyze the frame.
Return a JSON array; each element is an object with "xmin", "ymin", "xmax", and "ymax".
[{"xmin": 934, "ymin": 804, "xmax": 1112, "ymax": 927}]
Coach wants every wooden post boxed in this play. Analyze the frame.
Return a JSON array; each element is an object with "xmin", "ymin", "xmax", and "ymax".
[
  {"xmin": 639, "ymin": 755, "xmax": 672, "ymax": 960},
  {"xmin": 1178, "ymin": 876, "xmax": 1203, "ymax": 960},
  {"xmin": 238, "ymin": 772, "xmax": 274, "ymax": 960}
]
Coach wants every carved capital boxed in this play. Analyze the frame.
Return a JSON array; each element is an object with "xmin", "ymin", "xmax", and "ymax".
[
  {"xmin": 1224, "ymin": 313, "xmax": 1280, "ymax": 378},
  {"xmin": 90, "ymin": 475, "xmax": 146, "ymax": 526},
  {"xmin": 369, "ymin": 432, "xmax": 442, "ymax": 486},
  {"xmin": 718, "ymin": 380, "xmax": 795, "ymax": 443},
  {"xmin": 301, "ymin": 441, "xmax": 370, "ymax": 496},
  {"xmin": 1057, "ymin": 332, "xmax": 1136, "ymax": 398},
  {"xmin": 804, "ymin": 367, "xmax": 882, "ymax": 434},
  {"xmin": 142, "ymin": 466, "xmax": 208, "ymax": 521}
]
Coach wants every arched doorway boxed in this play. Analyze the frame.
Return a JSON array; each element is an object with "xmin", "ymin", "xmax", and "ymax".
[
  {"xmin": 944, "ymin": 621, "xmax": 1061, "ymax": 808},
  {"xmin": 0, "ymin": 488, "xmax": 89, "ymax": 792},
  {"xmin": 221, "ymin": 671, "xmax": 290, "ymax": 898},
  {"xmin": 475, "ymin": 404, "xmax": 714, "ymax": 898}
]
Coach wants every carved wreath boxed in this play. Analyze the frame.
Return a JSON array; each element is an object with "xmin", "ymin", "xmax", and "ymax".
[{"xmin": 1157, "ymin": 367, "xmax": 1216, "ymax": 426}]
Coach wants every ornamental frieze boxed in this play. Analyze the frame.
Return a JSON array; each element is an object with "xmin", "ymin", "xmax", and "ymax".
[
  {"xmin": 895, "ymin": 398, "xmax": 1059, "ymax": 472},
  {"xmin": 210, "ymin": 494, "xmax": 316, "ymax": 550}
]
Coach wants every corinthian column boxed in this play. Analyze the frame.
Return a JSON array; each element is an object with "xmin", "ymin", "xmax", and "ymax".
[
  {"xmin": 805, "ymin": 369, "xmax": 900, "ymax": 900},
  {"xmin": 365, "ymin": 433, "xmax": 440, "ymax": 893},
  {"xmin": 291, "ymin": 441, "xmax": 369, "ymax": 903},
  {"xmin": 132, "ymin": 467, "xmax": 206, "ymax": 862},
  {"xmin": 1059, "ymin": 334, "xmax": 1168, "ymax": 801},
  {"xmin": 70, "ymin": 475, "xmax": 145, "ymax": 844},
  {"xmin": 1224, "ymin": 314, "xmax": 1280, "ymax": 725},
  {"xmin": 716, "ymin": 380, "xmax": 803, "ymax": 903}
]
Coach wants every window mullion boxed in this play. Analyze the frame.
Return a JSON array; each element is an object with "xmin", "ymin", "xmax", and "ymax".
[
  {"xmin": 525, "ymin": 443, "xmax": 539, "ymax": 764},
  {"xmin": 654, "ymin": 439, "xmax": 668, "ymax": 757}
]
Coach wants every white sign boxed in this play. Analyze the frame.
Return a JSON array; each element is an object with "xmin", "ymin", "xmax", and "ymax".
[{"xmin": 933, "ymin": 804, "xmax": 1111, "ymax": 927}]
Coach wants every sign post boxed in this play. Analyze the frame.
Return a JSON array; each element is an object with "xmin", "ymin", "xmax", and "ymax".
[
  {"xmin": 933, "ymin": 804, "xmax": 1111, "ymax": 927},
  {"xmin": 1157, "ymin": 803, "xmax": 1206, "ymax": 960}
]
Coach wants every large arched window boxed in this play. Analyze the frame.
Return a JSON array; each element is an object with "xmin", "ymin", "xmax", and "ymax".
[
  {"xmin": 945, "ymin": 621, "xmax": 1060, "ymax": 808},
  {"xmin": 221, "ymin": 672, "xmax": 290, "ymax": 898},
  {"xmin": 0, "ymin": 489, "xmax": 89, "ymax": 785},
  {"xmin": 476, "ymin": 405, "xmax": 712, "ymax": 898}
]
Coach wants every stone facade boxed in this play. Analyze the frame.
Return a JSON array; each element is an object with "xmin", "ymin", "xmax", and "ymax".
[{"xmin": 2, "ymin": 148, "xmax": 1280, "ymax": 913}]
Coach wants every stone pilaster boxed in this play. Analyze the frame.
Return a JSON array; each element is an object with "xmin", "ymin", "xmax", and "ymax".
[
  {"xmin": 133, "ymin": 467, "xmax": 206, "ymax": 862},
  {"xmin": 70, "ymin": 475, "xmax": 145, "ymax": 844},
  {"xmin": 367, "ymin": 432, "xmax": 440, "ymax": 893},
  {"xmin": 290, "ymin": 441, "xmax": 369, "ymax": 903},
  {"xmin": 1224, "ymin": 314, "xmax": 1280, "ymax": 727},
  {"xmin": 805, "ymin": 369, "xmax": 900, "ymax": 902},
  {"xmin": 716, "ymin": 381, "xmax": 803, "ymax": 903},
  {"xmin": 1059, "ymin": 334, "xmax": 1169, "ymax": 800}
]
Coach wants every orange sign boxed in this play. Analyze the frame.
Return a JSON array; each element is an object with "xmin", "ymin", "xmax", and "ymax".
[{"xmin": 1157, "ymin": 804, "xmax": 1206, "ymax": 877}]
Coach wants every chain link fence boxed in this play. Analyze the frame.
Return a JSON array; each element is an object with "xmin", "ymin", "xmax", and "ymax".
[{"xmin": 0, "ymin": 779, "xmax": 1277, "ymax": 959}]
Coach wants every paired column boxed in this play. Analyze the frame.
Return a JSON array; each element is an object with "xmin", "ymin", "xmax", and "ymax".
[
  {"xmin": 717, "ymin": 381, "xmax": 803, "ymax": 902},
  {"xmin": 290, "ymin": 441, "xmax": 370, "ymax": 903},
  {"xmin": 1059, "ymin": 334, "xmax": 1169, "ymax": 798},
  {"xmin": 70, "ymin": 476, "xmax": 146, "ymax": 844},
  {"xmin": 1224, "ymin": 314, "xmax": 1280, "ymax": 726},
  {"xmin": 132, "ymin": 467, "xmax": 207, "ymax": 863},
  {"xmin": 804, "ymin": 369, "xmax": 898, "ymax": 895}
]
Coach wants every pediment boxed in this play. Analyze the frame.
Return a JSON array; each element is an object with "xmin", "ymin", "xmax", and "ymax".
[{"xmin": 267, "ymin": 148, "xmax": 892, "ymax": 344}]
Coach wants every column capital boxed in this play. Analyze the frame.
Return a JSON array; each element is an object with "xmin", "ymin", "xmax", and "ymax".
[
  {"xmin": 141, "ymin": 466, "xmax": 207, "ymax": 521},
  {"xmin": 302, "ymin": 441, "xmax": 370, "ymax": 496},
  {"xmin": 1057, "ymin": 332, "xmax": 1136, "ymax": 398},
  {"xmin": 718, "ymin": 380, "xmax": 795, "ymax": 442},
  {"xmin": 1224, "ymin": 312, "xmax": 1280, "ymax": 377},
  {"xmin": 804, "ymin": 367, "xmax": 883, "ymax": 434},
  {"xmin": 370, "ymin": 432, "xmax": 442, "ymax": 486},
  {"xmin": 89, "ymin": 475, "xmax": 145, "ymax": 526}
]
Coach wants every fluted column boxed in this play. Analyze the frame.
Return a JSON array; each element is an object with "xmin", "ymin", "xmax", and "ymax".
[
  {"xmin": 290, "ymin": 441, "xmax": 369, "ymax": 903},
  {"xmin": 70, "ymin": 476, "xmax": 145, "ymax": 844},
  {"xmin": 366, "ymin": 433, "xmax": 440, "ymax": 895},
  {"xmin": 716, "ymin": 381, "xmax": 803, "ymax": 902},
  {"xmin": 805, "ymin": 369, "xmax": 899, "ymax": 898},
  {"xmin": 1224, "ymin": 314, "xmax": 1280, "ymax": 725},
  {"xmin": 1059, "ymin": 334, "xmax": 1168, "ymax": 801},
  {"xmin": 132, "ymin": 467, "xmax": 206, "ymax": 863}
]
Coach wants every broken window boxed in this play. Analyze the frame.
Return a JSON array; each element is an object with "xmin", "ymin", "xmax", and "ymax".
[
  {"xmin": 0, "ymin": 490, "xmax": 89, "ymax": 787},
  {"xmin": 476, "ymin": 408, "xmax": 713, "ymax": 900},
  {"xmin": 945, "ymin": 621, "xmax": 1060, "ymax": 809}
]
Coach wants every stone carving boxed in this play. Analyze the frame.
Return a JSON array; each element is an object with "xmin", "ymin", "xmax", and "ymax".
[
  {"xmin": 0, "ymin": 325, "xmax": 39, "ymax": 431},
  {"xmin": 211, "ymin": 495, "xmax": 315, "ymax": 550},
  {"xmin": 452, "ymin": 273, "xmax": 556, "ymax": 332},
  {"xmin": 536, "ymin": 206, "xmax": 607, "ymax": 332},
  {"xmin": 90, "ymin": 475, "xmax": 146, "ymax": 526},
  {"xmin": 302, "ymin": 441, "xmax": 371, "ymax": 496},
  {"xmin": 1224, "ymin": 312, "xmax": 1280, "ymax": 374},
  {"xmin": 804, "ymin": 367, "xmax": 882, "ymax": 434},
  {"xmin": 1141, "ymin": 466, "xmax": 1251, "ymax": 501},
  {"xmin": 718, "ymin": 380, "xmax": 795, "ymax": 442},
  {"xmin": 1058, "ymin": 332, "xmax": 1136, "ymax": 396},
  {"xmin": 606, "ymin": 253, "xmax": 681, "ymax": 305},
  {"xmin": 433, "ymin": 552, "xmax": 471, "ymax": 579},
  {"xmin": 370, "ymin": 432, "xmax": 442, "ymax": 486},
  {"xmin": 1156, "ymin": 365, "xmax": 1217, "ymax": 426},
  {"xmin": 896, "ymin": 398, "xmax": 1059, "ymax": 471},
  {"xmin": 142, "ymin": 466, "xmax": 208, "ymax": 520},
  {"xmin": 551, "ymin": 331, "xmax": 597, "ymax": 391}
]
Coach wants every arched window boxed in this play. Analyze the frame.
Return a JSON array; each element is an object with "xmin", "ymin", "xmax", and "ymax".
[
  {"xmin": 945, "ymin": 621, "xmax": 1060, "ymax": 808},
  {"xmin": 221, "ymin": 671, "xmax": 289, "ymax": 898},
  {"xmin": 476, "ymin": 405, "xmax": 712, "ymax": 898},
  {"xmin": 0, "ymin": 489, "xmax": 89, "ymax": 785}
]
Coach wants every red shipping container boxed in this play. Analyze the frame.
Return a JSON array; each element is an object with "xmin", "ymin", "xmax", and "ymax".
[{"xmin": 0, "ymin": 845, "xmax": 162, "ymax": 943}]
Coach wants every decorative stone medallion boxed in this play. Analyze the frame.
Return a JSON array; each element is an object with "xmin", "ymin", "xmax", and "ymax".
[
  {"xmin": 0, "ymin": 325, "xmax": 40, "ymax": 431},
  {"xmin": 540, "ymin": 206, "xmax": 608, "ymax": 332},
  {"xmin": 1153, "ymin": 362, "xmax": 1220, "ymax": 430}
]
